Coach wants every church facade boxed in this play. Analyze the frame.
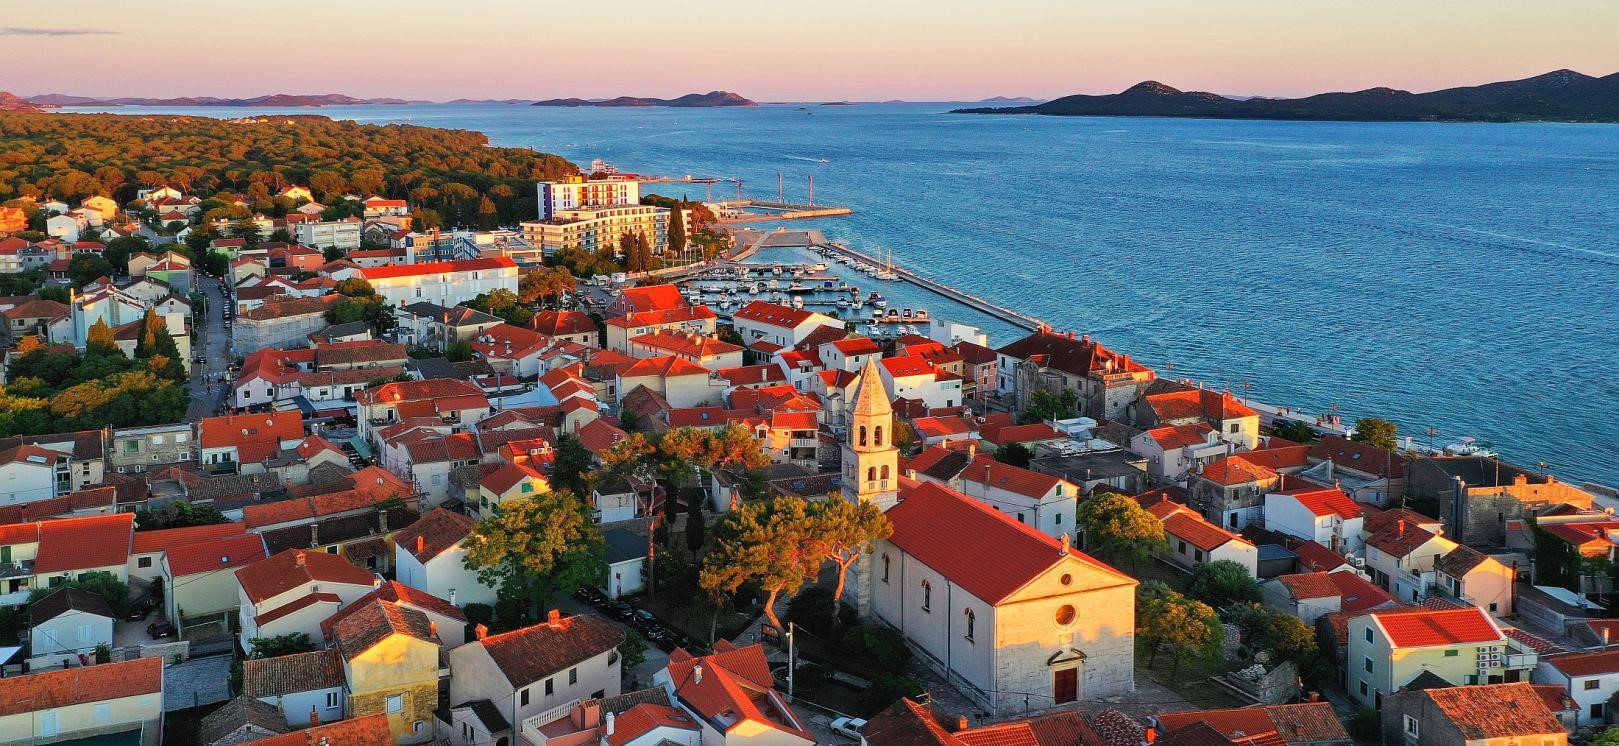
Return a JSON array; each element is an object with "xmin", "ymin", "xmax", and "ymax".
[{"xmin": 841, "ymin": 359, "xmax": 1138, "ymax": 715}]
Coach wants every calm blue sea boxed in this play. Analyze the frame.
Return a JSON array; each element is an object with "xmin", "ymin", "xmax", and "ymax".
[{"xmin": 65, "ymin": 103, "xmax": 1619, "ymax": 485}]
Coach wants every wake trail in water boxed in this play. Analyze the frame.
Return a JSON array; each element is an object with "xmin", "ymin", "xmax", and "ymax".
[{"xmin": 1425, "ymin": 222, "xmax": 1619, "ymax": 263}]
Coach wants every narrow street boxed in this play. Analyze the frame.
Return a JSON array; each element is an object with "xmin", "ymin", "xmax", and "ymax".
[{"xmin": 185, "ymin": 273, "xmax": 230, "ymax": 420}]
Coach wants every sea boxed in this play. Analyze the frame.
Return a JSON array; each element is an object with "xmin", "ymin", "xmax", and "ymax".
[{"xmin": 62, "ymin": 102, "xmax": 1619, "ymax": 486}]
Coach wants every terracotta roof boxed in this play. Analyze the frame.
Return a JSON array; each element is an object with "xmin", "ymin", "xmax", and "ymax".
[
  {"xmin": 1366, "ymin": 522, "xmax": 1442, "ymax": 558},
  {"xmin": 243, "ymin": 648, "xmax": 346, "ymax": 698},
  {"xmin": 248, "ymin": 714, "xmax": 394, "ymax": 746},
  {"xmin": 716, "ymin": 364, "xmax": 786, "ymax": 386},
  {"xmin": 1237, "ymin": 445, "xmax": 1311, "ymax": 471},
  {"xmin": 132, "ymin": 521, "xmax": 248, "ymax": 554},
  {"xmin": 0, "ymin": 657, "xmax": 162, "ymax": 716},
  {"xmin": 1288, "ymin": 540, "xmax": 1348, "ymax": 572},
  {"xmin": 1148, "ymin": 389, "xmax": 1258, "ymax": 423},
  {"xmin": 199, "ymin": 411, "xmax": 304, "ymax": 450},
  {"xmin": 1371, "ymin": 606, "xmax": 1501, "ymax": 648},
  {"xmin": 393, "ymin": 507, "xmax": 475, "ymax": 563},
  {"xmin": 886, "ymin": 480, "xmax": 1133, "ymax": 603},
  {"xmin": 604, "ymin": 305, "xmax": 717, "ymax": 328},
  {"xmin": 620, "ymin": 354, "xmax": 710, "ymax": 379},
  {"xmin": 732, "ymin": 299, "xmax": 820, "ymax": 327},
  {"xmin": 236, "ymin": 548, "xmax": 376, "ymax": 604},
  {"xmin": 319, "ymin": 581, "xmax": 466, "ymax": 640},
  {"xmin": 665, "ymin": 643, "xmax": 811, "ymax": 740},
  {"xmin": 1273, "ymin": 485, "xmax": 1361, "ymax": 519},
  {"xmin": 1142, "ymin": 423, "xmax": 1214, "ymax": 450},
  {"xmin": 238, "ymin": 293, "xmax": 340, "ymax": 321},
  {"xmin": 1544, "ymin": 648, "xmax": 1619, "ymax": 677},
  {"xmin": 199, "ymin": 695, "xmax": 289, "ymax": 744},
  {"xmin": 167, "ymin": 533, "xmax": 268, "ymax": 576},
  {"xmin": 1307, "ymin": 436, "xmax": 1407, "ymax": 478},
  {"xmin": 1364, "ymin": 508, "xmax": 1440, "ymax": 534},
  {"xmin": 963, "ymin": 454, "xmax": 1063, "ymax": 498},
  {"xmin": 979, "ymin": 422, "xmax": 1064, "ymax": 447},
  {"xmin": 612, "ymin": 284, "xmax": 686, "ymax": 314},
  {"xmin": 35, "ymin": 513, "xmax": 134, "ymax": 573},
  {"xmin": 631, "ymin": 330, "xmax": 741, "ymax": 358},
  {"xmin": 995, "ymin": 330, "xmax": 1148, "ymax": 378},
  {"xmin": 1326, "ymin": 570, "xmax": 1395, "ymax": 612},
  {"xmin": 1435, "ymin": 544, "xmax": 1492, "ymax": 578},
  {"xmin": 1416, "ymin": 682, "xmax": 1563, "ymax": 739},
  {"xmin": 529, "ymin": 309, "xmax": 599, "ymax": 337},
  {"xmin": 1198, "ymin": 456, "xmax": 1280, "ymax": 486},
  {"xmin": 357, "ymin": 257, "xmax": 516, "ymax": 280},
  {"xmin": 1151, "ymin": 501, "xmax": 1244, "ymax": 552},
  {"xmin": 313, "ymin": 340, "xmax": 406, "ymax": 368},
  {"xmin": 577, "ymin": 418, "xmax": 630, "ymax": 454},
  {"xmin": 1262, "ymin": 702, "xmax": 1350, "ymax": 744},
  {"xmin": 331, "ymin": 598, "xmax": 438, "ymax": 660},
  {"xmin": 254, "ymin": 591, "xmax": 341, "ymax": 626},
  {"xmin": 605, "ymin": 703, "xmax": 702, "ymax": 746},
  {"xmin": 863, "ymin": 697, "xmax": 963, "ymax": 746},
  {"xmin": 476, "ymin": 613, "xmax": 625, "ymax": 686}
]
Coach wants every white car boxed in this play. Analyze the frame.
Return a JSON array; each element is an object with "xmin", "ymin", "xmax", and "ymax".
[{"xmin": 830, "ymin": 717, "xmax": 867, "ymax": 742}]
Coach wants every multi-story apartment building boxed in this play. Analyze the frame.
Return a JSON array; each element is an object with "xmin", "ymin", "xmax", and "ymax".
[
  {"xmin": 537, "ymin": 176, "xmax": 642, "ymax": 219},
  {"xmin": 357, "ymin": 257, "xmax": 520, "ymax": 309},
  {"xmin": 520, "ymin": 204, "xmax": 670, "ymax": 257},
  {"xmin": 295, "ymin": 218, "xmax": 362, "ymax": 252}
]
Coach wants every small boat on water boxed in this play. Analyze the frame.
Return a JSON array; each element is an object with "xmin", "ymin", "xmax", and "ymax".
[
  {"xmin": 901, "ymin": 309, "xmax": 913, "ymax": 320},
  {"xmin": 787, "ymin": 283, "xmax": 810, "ymax": 293},
  {"xmin": 885, "ymin": 308, "xmax": 900, "ymax": 320},
  {"xmin": 836, "ymin": 298, "xmax": 849, "ymax": 309},
  {"xmin": 791, "ymin": 296, "xmax": 805, "ymax": 310},
  {"xmin": 913, "ymin": 309, "xmax": 929, "ymax": 321}
]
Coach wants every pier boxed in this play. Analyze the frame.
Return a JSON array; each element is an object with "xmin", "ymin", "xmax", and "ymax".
[
  {"xmin": 817, "ymin": 242, "xmax": 1048, "ymax": 332},
  {"xmin": 717, "ymin": 200, "xmax": 853, "ymax": 223}
]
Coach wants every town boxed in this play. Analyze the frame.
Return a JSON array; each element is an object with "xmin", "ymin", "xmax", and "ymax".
[{"xmin": 0, "ymin": 163, "xmax": 1613, "ymax": 746}]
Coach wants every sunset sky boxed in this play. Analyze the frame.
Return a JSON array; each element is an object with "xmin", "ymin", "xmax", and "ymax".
[{"xmin": 7, "ymin": 1, "xmax": 1619, "ymax": 101}]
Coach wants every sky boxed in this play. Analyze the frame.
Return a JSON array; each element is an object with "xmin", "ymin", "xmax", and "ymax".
[{"xmin": 6, "ymin": 1, "xmax": 1619, "ymax": 101}]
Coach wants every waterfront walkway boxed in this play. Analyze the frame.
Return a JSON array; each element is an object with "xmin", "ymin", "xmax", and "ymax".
[{"xmin": 818, "ymin": 242, "xmax": 1048, "ymax": 332}]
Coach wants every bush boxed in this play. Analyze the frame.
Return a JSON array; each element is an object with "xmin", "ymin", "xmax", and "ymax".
[
  {"xmin": 1186, "ymin": 560, "xmax": 1261, "ymax": 610},
  {"xmin": 837, "ymin": 602, "xmax": 860, "ymax": 631},
  {"xmin": 863, "ymin": 673, "xmax": 923, "ymax": 711},
  {"xmin": 463, "ymin": 603, "xmax": 494, "ymax": 628},
  {"xmin": 29, "ymin": 571, "xmax": 131, "ymax": 618},
  {"xmin": 841, "ymin": 626, "xmax": 911, "ymax": 669},
  {"xmin": 786, "ymin": 587, "xmax": 837, "ymax": 637},
  {"xmin": 247, "ymin": 632, "xmax": 315, "ymax": 659},
  {"xmin": 1348, "ymin": 708, "xmax": 1380, "ymax": 742},
  {"xmin": 494, "ymin": 597, "xmax": 529, "ymax": 631}
]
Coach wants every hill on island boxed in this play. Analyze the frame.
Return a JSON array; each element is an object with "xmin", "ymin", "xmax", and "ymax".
[
  {"xmin": 533, "ymin": 91, "xmax": 756, "ymax": 108},
  {"xmin": 953, "ymin": 70, "xmax": 1619, "ymax": 122},
  {"xmin": 0, "ymin": 92, "xmax": 41, "ymax": 113},
  {"xmin": 24, "ymin": 93, "xmax": 411, "ymax": 107}
]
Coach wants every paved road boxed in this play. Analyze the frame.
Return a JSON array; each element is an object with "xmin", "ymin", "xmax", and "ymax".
[{"xmin": 186, "ymin": 274, "xmax": 231, "ymax": 420}]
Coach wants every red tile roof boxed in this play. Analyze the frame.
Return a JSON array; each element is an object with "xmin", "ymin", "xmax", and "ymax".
[
  {"xmin": 1290, "ymin": 540, "xmax": 1349, "ymax": 572},
  {"xmin": 254, "ymin": 591, "xmax": 342, "ymax": 626},
  {"xmin": 529, "ymin": 309, "xmax": 599, "ymax": 337},
  {"xmin": 613, "ymin": 284, "xmax": 686, "ymax": 314},
  {"xmin": 620, "ymin": 354, "xmax": 710, "ymax": 379},
  {"xmin": 0, "ymin": 657, "xmax": 162, "ymax": 716},
  {"xmin": 1544, "ymin": 648, "xmax": 1619, "ymax": 677},
  {"xmin": 606, "ymin": 703, "xmax": 702, "ymax": 746},
  {"xmin": 980, "ymin": 422, "xmax": 1064, "ymax": 447},
  {"xmin": 1307, "ymin": 436, "xmax": 1408, "ymax": 479},
  {"xmin": 35, "ymin": 513, "xmax": 134, "ymax": 573},
  {"xmin": 716, "ymin": 364, "xmax": 786, "ymax": 386},
  {"xmin": 732, "ymin": 300, "xmax": 820, "ymax": 327},
  {"xmin": 319, "ymin": 581, "xmax": 466, "ymax": 641},
  {"xmin": 1327, "ymin": 570, "xmax": 1396, "ymax": 612},
  {"xmin": 199, "ymin": 411, "xmax": 304, "ymax": 450},
  {"xmin": 1418, "ymin": 683, "xmax": 1563, "ymax": 739},
  {"xmin": 887, "ymin": 481, "xmax": 1133, "ymax": 603},
  {"xmin": 605, "ymin": 305, "xmax": 717, "ymax": 329},
  {"xmin": 1148, "ymin": 389, "xmax": 1258, "ymax": 423},
  {"xmin": 1274, "ymin": 485, "xmax": 1361, "ymax": 519},
  {"xmin": 963, "ymin": 454, "xmax": 1063, "ymax": 498},
  {"xmin": 1198, "ymin": 456, "xmax": 1280, "ymax": 486},
  {"xmin": 167, "ymin": 533, "xmax": 268, "ymax": 577},
  {"xmin": 236, "ymin": 548, "xmax": 376, "ymax": 604},
  {"xmin": 1277, "ymin": 572, "xmax": 1340, "ymax": 600},
  {"xmin": 252, "ymin": 713, "xmax": 393, "ymax": 746},
  {"xmin": 357, "ymin": 257, "xmax": 516, "ymax": 280},
  {"xmin": 1142, "ymin": 423, "xmax": 1214, "ymax": 450},
  {"xmin": 130, "ymin": 521, "xmax": 247, "ymax": 554},
  {"xmin": 576, "ymin": 418, "xmax": 630, "ymax": 454},
  {"xmin": 665, "ymin": 643, "xmax": 811, "ymax": 740},
  {"xmin": 996, "ymin": 330, "xmax": 1150, "ymax": 379},
  {"xmin": 631, "ymin": 330, "xmax": 741, "ymax": 358},
  {"xmin": 477, "ymin": 614, "xmax": 626, "ymax": 686},
  {"xmin": 1372, "ymin": 606, "xmax": 1501, "ymax": 648},
  {"xmin": 1366, "ymin": 522, "xmax": 1442, "ymax": 558}
]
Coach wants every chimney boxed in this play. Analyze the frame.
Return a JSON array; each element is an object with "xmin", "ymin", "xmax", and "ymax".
[
  {"xmin": 416, "ymin": 535, "xmax": 426, "ymax": 555},
  {"xmin": 1059, "ymin": 532, "xmax": 1071, "ymax": 554},
  {"xmin": 693, "ymin": 665, "xmax": 703, "ymax": 684},
  {"xmin": 372, "ymin": 575, "xmax": 382, "ymax": 589},
  {"xmin": 605, "ymin": 711, "xmax": 616, "ymax": 737},
  {"xmin": 378, "ymin": 508, "xmax": 388, "ymax": 534},
  {"xmin": 1605, "ymin": 627, "xmax": 1611, "ymax": 646},
  {"xmin": 1144, "ymin": 727, "xmax": 1157, "ymax": 745},
  {"xmin": 956, "ymin": 716, "xmax": 969, "ymax": 732},
  {"xmin": 309, "ymin": 523, "xmax": 319, "ymax": 548},
  {"xmin": 1307, "ymin": 691, "xmax": 1320, "ymax": 702},
  {"xmin": 428, "ymin": 621, "xmax": 438, "ymax": 638},
  {"xmin": 475, "ymin": 623, "xmax": 489, "ymax": 640},
  {"xmin": 1397, "ymin": 519, "xmax": 1406, "ymax": 537},
  {"xmin": 294, "ymin": 550, "xmax": 306, "ymax": 568},
  {"xmin": 966, "ymin": 440, "xmax": 977, "ymax": 458},
  {"xmin": 307, "ymin": 705, "xmax": 320, "ymax": 728},
  {"xmin": 449, "ymin": 588, "xmax": 456, "ymax": 606},
  {"xmin": 548, "ymin": 608, "xmax": 562, "ymax": 625}
]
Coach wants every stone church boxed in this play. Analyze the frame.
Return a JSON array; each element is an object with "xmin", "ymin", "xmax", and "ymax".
[{"xmin": 842, "ymin": 358, "xmax": 1138, "ymax": 715}]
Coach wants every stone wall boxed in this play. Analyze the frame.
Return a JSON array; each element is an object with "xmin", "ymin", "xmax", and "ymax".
[{"xmin": 351, "ymin": 681, "xmax": 438, "ymax": 745}]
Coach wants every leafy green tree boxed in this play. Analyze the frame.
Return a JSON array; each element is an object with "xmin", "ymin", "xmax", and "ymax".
[
  {"xmin": 619, "ymin": 628, "xmax": 648, "ymax": 678},
  {"xmin": 68, "ymin": 254, "xmax": 115, "ymax": 286},
  {"xmin": 685, "ymin": 492, "xmax": 707, "ymax": 555},
  {"xmin": 102, "ymin": 236, "xmax": 151, "ymax": 270},
  {"xmin": 550, "ymin": 434, "xmax": 593, "ymax": 495},
  {"xmin": 668, "ymin": 206, "xmax": 687, "ymax": 255},
  {"xmin": 805, "ymin": 498, "xmax": 892, "ymax": 606},
  {"xmin": 247, "ymin": 632, "xmax": 316, "ymax": 659},
  {"xmin": 1020, "ymin": 388, "xmax": 1078, "ymax": 424},
  {"xmin": 786, "ymin": 586, "xmax": 838, "ymax": 637},
  {"xmin": 445, "ymin": 340, "xmax": 473, "ymax": 362},
  {"xmin": 28, "ymin": 571, "xmax": 131, "ymax": 617},
  {"xmin": 1351, "ymin": 417, "xmax": 1399, "ymax": 450},
  {"xmin": 700, "ymin": 497, "xmax": 822, "ymax": 630},
  {"xmin": 1075, "ymin": 491, "xmax": 1166, "ymax": 570},
  {"xmin": 997, "ymin": 441, "xmax": 1034, "ymax": 468},
  {"xmin": 334, "ymin": 277, "xmax": 376, "ymax": 297},
  {"xmin": 135, "ymin": 501, "xmax": 229, "ymax": 530},
  {"xmin": 1228, "ymin": 603, "xmax": 1318, "ymax": 666},
  {"xmin": 1137, "ymin": 587, "xmax": 1223, "ymax": 676},
  {"xmin": 463, "ymin": 490, "xmax": 606, "ymax": 613},
  {"xmin": 1186, "ymin": 559, "xmax": 1262, "ymax": 610}
]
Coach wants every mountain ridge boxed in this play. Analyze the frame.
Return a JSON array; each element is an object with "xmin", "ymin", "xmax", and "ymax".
[
  {"xmin": 0, "ymin": 92, "xmax": 41, "ymax": 113},
  {"xmin": 953, "ymin": 70, "xmax": 1619, "ymax": 122},
  {"xmin": 531, "ymin": 91, "xmax": 757, "ymax": 108}
]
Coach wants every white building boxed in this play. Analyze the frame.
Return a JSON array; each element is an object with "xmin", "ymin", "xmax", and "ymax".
[
  {"xmin": 1534, "ymin": 649, "xmax": 1619, "ymax": 725},
  {"xmin": 843, "ymin": 358, "xmax": 1136, "ymax": 714},
  {"xmin": 295, "ymin": 219, "xmax": 361, "ymax": 251},
  {"xmin": 357, "ymin": 257, "xmax": 520, "ymax": 310},
  {"xmin": 234, "ymin": 548, "xmax": 377, "ymax": 651},
  {"xmin": 1264, "ymin": 485, "xmax": 1365, "ymax": 555},
  {"xmin": 449, "ymin": 613, "xmax": 625, "ymax": 743},
  {"xmin": 0, "ymin": 443, "xmax": 61, "ymax": 506},
  {"xmin": 537, "ymin": 176, "xmax": 642, "ymax": 219},
  {"xmin": 731, "ymin": 301, "xmax": 839, "ymax": 349},
  {"xmin": 392, "ymin": 508, "xmax": 496, "ymax": 609},
  {"xmin": 957, "ymin": 454, "xmax": 1077, "ymax": 539},
  {"xmin": 27, "ymin": 587, "xmax": 115, "ymax": 667}
]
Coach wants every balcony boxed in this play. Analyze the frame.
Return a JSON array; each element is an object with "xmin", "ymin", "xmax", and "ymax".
[
  {"xmin": 520, "ymin": 699, "xmax": 584, "ymax": 746},
  {"xmin": 0, "ymin": 559, "xmax": 35, "ymax": 581}
]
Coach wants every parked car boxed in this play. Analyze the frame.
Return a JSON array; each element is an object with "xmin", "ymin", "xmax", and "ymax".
[
  {"xmin": 830, "ymin": 717, "xmax": 867, "ymax": 742},
  {"xmin": 146, "ymin": 619, "xmax": 175, "ymax": 639},
  {"xmin": 127, "ymin": 600, "xmax": 153, "ymax": 621}
]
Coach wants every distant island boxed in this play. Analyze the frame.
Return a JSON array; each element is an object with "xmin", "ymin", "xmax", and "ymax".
[
  {"xmin": 975, "ymin": 96, "xmax": 1043, "ymax": 104},
  {"xmin": 532, "ymin": 91, "xmax": 757, "ymax": 108},
  {"xmin": 953, "ymin": 70, "xmax": 1619, "ymax": 122},
  {"xmin": 0, "ymin": 92, "xmax": 40, "ymax": 113},
  {"xmin": 21, "ymin": 92, "xmax": 427, "ymax": 107}
]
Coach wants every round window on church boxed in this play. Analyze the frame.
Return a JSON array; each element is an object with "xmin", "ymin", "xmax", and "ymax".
[
  {"xmin": 1055, "ymin": 605, "xmax": 1077, "ymax": 626},
  {"xmin": 1059, "ymin": 574, "xmax": 1072, "ymax": 586}
]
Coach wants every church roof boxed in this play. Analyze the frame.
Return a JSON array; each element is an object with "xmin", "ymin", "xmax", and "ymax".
[
  {"xmin": 886, "ymin": 480, "xmax": 1134, "ymax": 604},
  {"xmin": 851, "ymin": 357, "xmax": 891, "ymax": 418}
]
